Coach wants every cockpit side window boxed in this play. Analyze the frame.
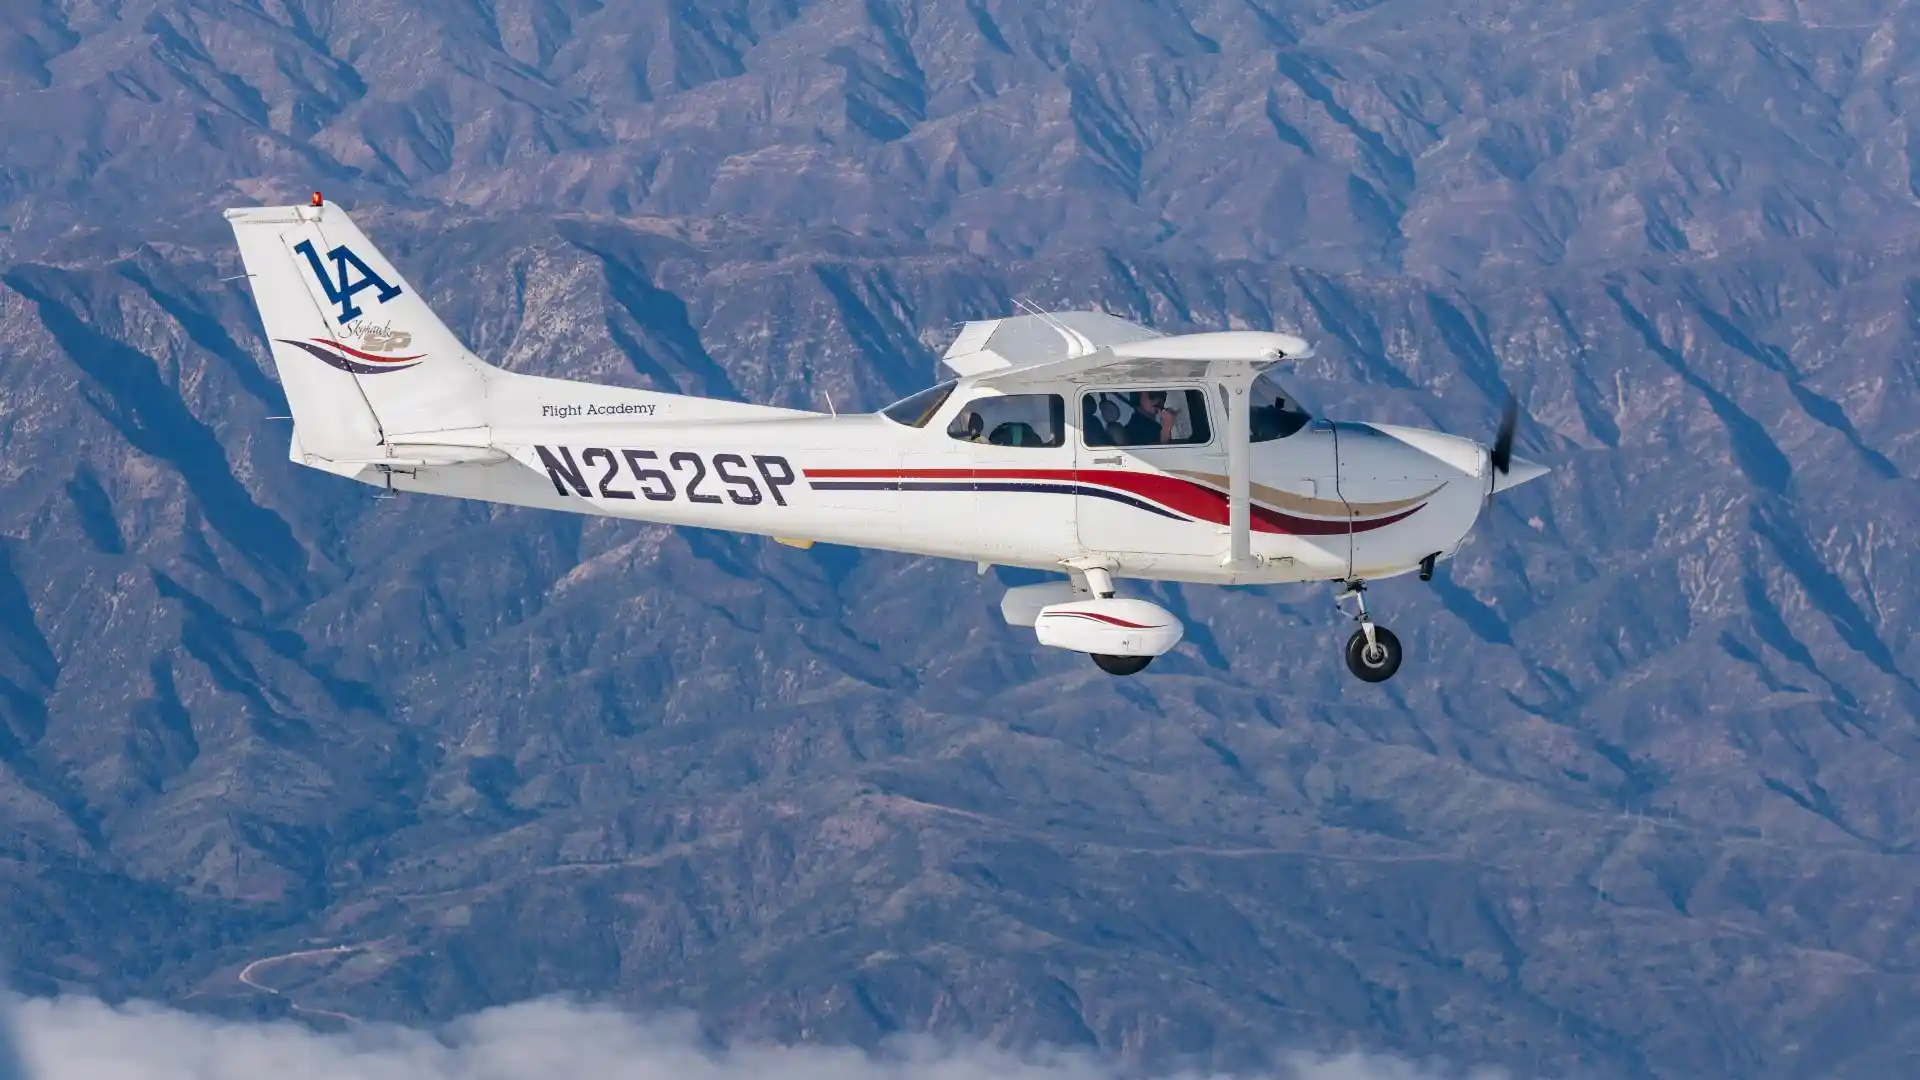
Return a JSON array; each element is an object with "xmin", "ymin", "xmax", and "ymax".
[
  {"xmin": 1249, "ymin": 371, "xmax": 1313, "ymax": 442},
  {"xmin": 880, "ymin": 380, "xmax": 958, "ymax": 428},
  {"xmin": 948, "ymin": 393, "xmax": 1065, "ymax": 448},
  {"xmin": 1080, "ymin": 388, "xmax": 1212, "ymax": 447}
]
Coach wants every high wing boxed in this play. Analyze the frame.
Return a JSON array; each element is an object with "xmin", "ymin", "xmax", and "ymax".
[
  {"xmin": 968, "ymin": 326, "xmax": 1315, "ymax": 390},
  {"xmin": 942, "ymin": 307, "xmax": 1315, "ymax": 387},
  {"xmin": 941, "ymin": 310, "xmax": 1166, "ymax": 377}
]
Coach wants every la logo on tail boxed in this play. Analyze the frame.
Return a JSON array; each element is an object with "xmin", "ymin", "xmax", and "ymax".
[{"xmin": 293, "ymin": 239, "xmax": 403, "ymax": 323}]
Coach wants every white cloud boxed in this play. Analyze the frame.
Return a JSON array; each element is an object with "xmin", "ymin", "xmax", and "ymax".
[{"xmin": 2, "ymin": 992, "xmax": 1518, "ymax": 1080}]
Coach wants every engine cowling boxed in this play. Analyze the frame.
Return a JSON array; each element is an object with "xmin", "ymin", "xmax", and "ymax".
[{"xmin": 1033, "ymin": 598, "xmax": 1184, "ymax": 658}]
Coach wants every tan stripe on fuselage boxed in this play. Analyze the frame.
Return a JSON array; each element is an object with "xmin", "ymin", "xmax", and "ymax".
[{"xmin": 1172, "ymin": 471, "xmax": 1444, "ymax": 519}]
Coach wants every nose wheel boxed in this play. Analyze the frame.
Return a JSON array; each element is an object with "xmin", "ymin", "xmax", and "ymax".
[{"xmin": 1335, "ymin": 582, "xmax": 1402, "ymax": 683}]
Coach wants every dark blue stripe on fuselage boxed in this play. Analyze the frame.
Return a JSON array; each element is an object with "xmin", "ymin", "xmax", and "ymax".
[{"xmin": 806, "ymin": 480, "xmax": 1187, "ymax": 521}]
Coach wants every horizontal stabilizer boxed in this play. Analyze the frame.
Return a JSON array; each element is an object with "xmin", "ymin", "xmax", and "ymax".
[{"xmin": 312, "ymin": 449, "xmax": 511, "ymax": 469}]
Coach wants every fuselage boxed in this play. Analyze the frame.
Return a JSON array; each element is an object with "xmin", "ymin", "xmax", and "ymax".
[{"xmin": 372, "ymin": 379, "xmax": 1492, "ymax": 586}]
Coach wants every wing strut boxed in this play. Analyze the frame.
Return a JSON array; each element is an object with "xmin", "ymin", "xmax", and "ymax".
[{"xmin": 1221, "ymin": 374, "xmax": 1258, "ymax": 571}]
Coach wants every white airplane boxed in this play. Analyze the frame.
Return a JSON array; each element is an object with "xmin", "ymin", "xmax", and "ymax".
[{"xmin": 225, "ymin": 196, "xmax": 1548, "ymax": 683}]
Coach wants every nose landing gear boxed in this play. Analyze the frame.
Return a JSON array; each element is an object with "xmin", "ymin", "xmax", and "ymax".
[{"xmin": 1335, "ymin": 581, "xmax": 1402, "ymax": 683}]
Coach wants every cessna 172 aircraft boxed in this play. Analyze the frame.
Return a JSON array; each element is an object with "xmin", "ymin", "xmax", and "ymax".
[{"xmin": 226, "ymin": 196, "xmax": 1547, "ymax": 682}]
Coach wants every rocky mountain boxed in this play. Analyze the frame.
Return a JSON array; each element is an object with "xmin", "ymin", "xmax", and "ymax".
[{"xmin": 3, "ymin": 1, "xmax": 1919, "ymax": 1078}]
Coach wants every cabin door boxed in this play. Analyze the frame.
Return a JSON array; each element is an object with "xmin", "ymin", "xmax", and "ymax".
[
  {"xmin": 1073, "ymin": 386, "xmax": 1224, "ymax": 557},
  {"xmin": 942, "ymin": 390, "xmax": 1076, "ymax": 560}
]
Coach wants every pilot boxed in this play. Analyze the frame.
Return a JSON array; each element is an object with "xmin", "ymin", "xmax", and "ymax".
[
  {"xmin": 961, "ymin": 410, "xmax": 986, "ymax": 442},
  {"xmin": 1250, "ymin": 401, "xmax": 1281, "ymax": 441},
  {"xmin": 1125, "ymin": 390, "xmax": 1178, "ymax": 444}
]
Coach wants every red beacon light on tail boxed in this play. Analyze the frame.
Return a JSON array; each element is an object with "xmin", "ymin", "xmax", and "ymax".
[{"xmin": 310, "ymin": 191, "xmax": 324, "ymax": 207}]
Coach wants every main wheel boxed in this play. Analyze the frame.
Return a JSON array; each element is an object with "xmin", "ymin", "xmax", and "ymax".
[
  {"xmin": 1091, "ymin": 653, "xmax": 1153, "ymax": 676},
  {"xmin": 1344, "ymin": 625, "xmax": 1402, "ymax": 682}
]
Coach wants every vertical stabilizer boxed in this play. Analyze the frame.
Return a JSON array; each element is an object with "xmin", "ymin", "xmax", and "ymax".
[{"xmin": 224, "ymin": 198, "xmax": 493, "ymax": 457}]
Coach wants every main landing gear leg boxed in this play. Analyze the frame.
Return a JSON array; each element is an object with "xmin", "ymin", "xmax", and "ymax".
[
  {"xmin": 1075, "ymin": 565, "xmax": 1117, "ymax": 599},
  {"xmin": 1335, "ymin": 581, "xmax": 1402, "ymax": 683}
]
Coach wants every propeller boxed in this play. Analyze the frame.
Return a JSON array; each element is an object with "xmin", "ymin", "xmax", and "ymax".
[
  {"xmin": 1478, "ymin": 390, "xmax": 1523, "ymax": 522},
  {"xmin": 1480, "ymin": 385, "xmax": 1557, "ymax": 511},
  {"xmin": 1442, "ymin": 390, "xmax": 1525, "ymax": 573},
  {"xmin": 1490, "ymin": 393, "xmax": 1518, "ymax": 478}
]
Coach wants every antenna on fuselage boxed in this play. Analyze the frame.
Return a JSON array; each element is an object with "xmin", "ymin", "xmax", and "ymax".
[
  {"xmin": 1013, "ymin": 295, "xmax": 1061, "ymax": 326},
  {"xmin": 1012, "ymin": 295, "xmax": 1093, "ymax": 356},
  {"xmin": 1012, "ymin": 296, "xmax": 1067, "ymax": 328}
]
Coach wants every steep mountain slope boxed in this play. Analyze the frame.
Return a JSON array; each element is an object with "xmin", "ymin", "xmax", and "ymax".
[{"xmin": 2, "ymin": 3, "xmax": 1919, "ymax": 1079}]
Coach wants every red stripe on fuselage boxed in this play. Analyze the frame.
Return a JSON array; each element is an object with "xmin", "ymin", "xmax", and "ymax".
[{"xmin": 802, "ymin": 467, "xmax": 1425, "ymax": 535}]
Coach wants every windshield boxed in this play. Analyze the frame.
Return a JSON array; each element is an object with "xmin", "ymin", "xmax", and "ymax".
[
  {"xmin": 1249, "ymin": 371, "xmax": 1313, "ymax": 441},
  {"xmin": 879, "ymin": 380, "xmax": 958, "ymax": 427}
]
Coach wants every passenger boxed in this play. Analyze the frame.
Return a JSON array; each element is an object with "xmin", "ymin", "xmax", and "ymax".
[
  {"xmin": 1082, "ymin": 396, "xmax": 1109, "ymax": 446},
  {"xmin": 989, "ymin": 421, "xmax": 1039, "ymax": 446},
  {"xmin": 1251, "ymin": 402, "xmax": 1281, "ymax": 441},
  {"xmin": 1098, "ymin": 398, "xmax": 1128, "ymax": 446}
]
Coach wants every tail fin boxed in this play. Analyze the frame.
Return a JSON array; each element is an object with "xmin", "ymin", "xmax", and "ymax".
[{"xmin": 224, "ymin": 198, "xmax": 491, "ymax": 456}]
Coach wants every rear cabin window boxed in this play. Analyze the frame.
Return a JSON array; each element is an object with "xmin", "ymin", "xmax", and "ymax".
[
  {"xmin": 949, "ymin": 393, "xmax": 1065, "ymax": 448},
  {"xmin": 1081, "ymin": 389, "xmax": 1212, "ymax": 447},
  {"xmin": 880, "ymin": 380, "xmax": 958, "ymax": 427}
]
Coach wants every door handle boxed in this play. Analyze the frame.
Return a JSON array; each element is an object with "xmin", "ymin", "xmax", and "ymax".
[{"xmin": 1093, "ymin": 455, "xmax": 1122, "ymax": 465}]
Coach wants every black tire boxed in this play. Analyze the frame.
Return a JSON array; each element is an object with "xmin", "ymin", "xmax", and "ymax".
[
  {"xmin": 1091, "ymin": 653, "xmax": 1153, "ymax": 676},
  {"xmin": 1344, "ymin": 626, "xmax": 1402, "ymax": 682}
]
